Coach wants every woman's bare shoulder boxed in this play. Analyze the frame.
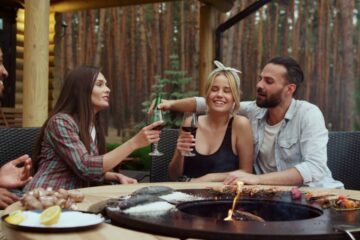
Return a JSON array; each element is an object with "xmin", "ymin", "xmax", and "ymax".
[
  {"xmin": 232, "ymin": 115, "xmax": 250, "ymax": 127},
  {"xmin": 232, "ymin": 116, "xmax": 252, "ymax": 137}
]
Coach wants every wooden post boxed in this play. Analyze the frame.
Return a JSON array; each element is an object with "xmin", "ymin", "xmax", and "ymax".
[
  {"xmin": 199, "ymin": 4, "xmax": 216, "ymax": 96},
  {"xmin": 23, "ymin": 0, "xmax": 50, "ymax": 127}
]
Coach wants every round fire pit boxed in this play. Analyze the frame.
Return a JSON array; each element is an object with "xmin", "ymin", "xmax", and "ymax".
[
  {"xmin": 103, "ymin": 189, "xmax": 360, "ymax": 240},
  {"xmin": 177, "ymin": 199, "xmax": 322, "ymax": 221}
]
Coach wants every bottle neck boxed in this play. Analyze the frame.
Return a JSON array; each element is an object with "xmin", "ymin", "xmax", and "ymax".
[{"xmin": 154, "ymin": 93, "xmax": 162, "ymax": 108}]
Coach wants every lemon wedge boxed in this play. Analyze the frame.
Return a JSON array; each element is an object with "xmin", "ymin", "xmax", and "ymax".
[
  {"xmin": 5, "ymin": 210, "xmax": 26, "ymax": 225},
  {"xmin": 40, "ymin": 205, "xmax": 61, "ymax": 225}
]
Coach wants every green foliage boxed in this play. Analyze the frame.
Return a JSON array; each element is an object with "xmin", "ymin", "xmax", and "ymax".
[
  {"xmin": 106, "ymin": 143, "xmax": 151, "ymax": 170},
  {"xmin": 107, "ymin": 54, "xmax": 197, "ymax": 171},
  {"xmin": 143, "ymin": 54, "xmax": 198, "ymax": 128}
]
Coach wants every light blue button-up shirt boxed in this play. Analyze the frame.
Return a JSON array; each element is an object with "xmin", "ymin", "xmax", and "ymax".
[{"xmin": 195, "ymin": 97, "xmax": 344, "ymax": 188}]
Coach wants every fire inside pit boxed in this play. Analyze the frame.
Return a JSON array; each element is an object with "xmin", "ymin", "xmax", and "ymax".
[
  {"xmin": 177, "ymin": 199, "xmax": 322, "ymax": 222},
  {"xmin": 100, "ymin": 188, "xmax": 360, "ymax": 240}
]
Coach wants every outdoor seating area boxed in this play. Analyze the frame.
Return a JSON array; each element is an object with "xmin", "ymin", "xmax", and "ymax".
[
  {"xmin": 0, "ymin": 127, "xmax": 39, "ymax": 167},
  {"xmin": 1, "ymin": 0, "xmax": 360, "ymax": 239},
  {"xmin": 327, "ymin": 131, "xmax": 360, "ymax": 190},
  {"xmin": 0, "ymin": 127, "xmax": 359, "ymax": 189}
]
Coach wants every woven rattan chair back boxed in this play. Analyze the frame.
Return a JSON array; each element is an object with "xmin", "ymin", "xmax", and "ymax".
[
  {"xmin": 150, "ymin": 129, "xmax": 179, "ymax": 182},
  {"xmin": 0, "ymin": 128, "xmax": 40, "ymax": 167},
  {"xmin": 327, "ymin": 131, "xmax": 360, "ymax": 190}
]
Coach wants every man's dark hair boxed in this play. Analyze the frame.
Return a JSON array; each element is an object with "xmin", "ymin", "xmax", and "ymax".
[{"xmin": 267, "ymin": 56, "xmax": 304, "ymax": 95}]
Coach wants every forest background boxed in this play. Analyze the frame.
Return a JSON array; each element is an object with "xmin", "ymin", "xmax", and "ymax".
[{"xmin": 56, "ymin": 0, "xmax": 360, "ymax": 140}]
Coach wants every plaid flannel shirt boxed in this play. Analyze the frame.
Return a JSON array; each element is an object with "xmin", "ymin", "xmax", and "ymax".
[{"xmin": 24, "ymin": 113, "xmax": 104, "ymax": 191}]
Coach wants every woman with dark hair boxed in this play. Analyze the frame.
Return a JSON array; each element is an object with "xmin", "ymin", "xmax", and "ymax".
[{"xmin": 24, "ymin": 65, "xmax": 162, "ymax": 190}]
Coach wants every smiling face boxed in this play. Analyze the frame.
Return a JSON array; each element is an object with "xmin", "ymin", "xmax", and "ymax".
[
  {"xmin": 206, "ymin": 73, "xmax": 235, "ymax": 113},
  {"xmin": 91, "ymin": 72, "xmax": 110, "ymax": 113},
  {"xmin": 0, "ymin": 48, "xmax": 9, "ymax": 97},
  {"xmin": 256, "ymin": 63, "xmax": 294, "ymax": 108}
]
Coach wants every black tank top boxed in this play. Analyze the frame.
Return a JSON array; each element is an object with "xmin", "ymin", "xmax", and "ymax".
[{"xmin": 183, "ymin": 117, "xmax": 238, "ymax": 178}]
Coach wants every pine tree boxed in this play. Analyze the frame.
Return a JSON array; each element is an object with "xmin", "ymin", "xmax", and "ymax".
[{"xmin": 143, "ymin": 54, "xmax": 198, "ymax": 128}]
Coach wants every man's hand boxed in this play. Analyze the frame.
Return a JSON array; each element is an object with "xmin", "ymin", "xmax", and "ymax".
[
  {"xmin": 148, "ymin": 97, "xmax": 196, "ymax": 114},
  {"xmin": 0, "ymin": 188, "xmax": 19, "ymax": 209},
  {"xmin": 224, "ymin": 170, "xmax": 260, "ymax": 185},
  {"xmin": 0, "ymin": 154, "xmax": 32, "ymax": 188},
  {"xmin": 148, "ymin": 99, "xmax": 173, "ymax": 114},
  {"xmin": 105, "ymin": 172, "xmax": 138, "ymax": 184}
]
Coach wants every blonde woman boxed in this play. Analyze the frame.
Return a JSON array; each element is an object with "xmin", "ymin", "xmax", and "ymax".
[{"xmin": 168, "ymin": 61, "xmax": 253, "ymax": 182}]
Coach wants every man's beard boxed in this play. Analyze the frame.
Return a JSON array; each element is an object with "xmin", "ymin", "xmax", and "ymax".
[{"xmin": 256, "ymin": 88, "xmax": 282, "ymax": 108}]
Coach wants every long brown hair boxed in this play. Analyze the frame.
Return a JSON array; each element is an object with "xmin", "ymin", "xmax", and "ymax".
[{"xmin": 33, "ymin": 65, "xmax": 106, "ymax": 171}]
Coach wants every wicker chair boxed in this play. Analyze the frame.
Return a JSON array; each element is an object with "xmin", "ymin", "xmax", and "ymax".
[
  {"xmin": 327, "ymin": 131, "xmax": 360, "ymax": 190},
  {"xmin": 0, "ymin": 128, "xmax": 40, "ymax": 167},
  {"xmin": 150, "ymin": 129, "xmax": 179, "ymax": 182}
]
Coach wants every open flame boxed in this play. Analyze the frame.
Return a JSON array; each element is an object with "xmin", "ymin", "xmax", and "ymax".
[{"xmin": 224, "ymin": 181, "xmax": 244, "ymax": 221}]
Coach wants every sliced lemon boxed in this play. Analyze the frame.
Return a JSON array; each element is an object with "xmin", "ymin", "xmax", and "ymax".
[
  {"xmin": 40, "ymin": 205, "xmax": 61, "ymax": 225},
  {"xmin": 5, "ymin": 210, "xmax": 26, "ymax": 225}
]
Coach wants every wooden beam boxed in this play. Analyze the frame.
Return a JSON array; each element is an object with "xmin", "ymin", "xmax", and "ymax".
[
  {"xmin": 199, "ymin": 4, "xmax": 216, "ymax": 96},
  {"xmin": 50, "ymin": 0, "xmax": 174, "ymax": 12},
  {"xmin": 3, "ymin": 0, "xmax": 234, "ymax": 12},
  {"xmin": 199, "ymin": 0, "xmax": 235, "ymax": 12},
  {"xmin": 23, "ymin": 0, "xmax": 50, "ymax": 127}
]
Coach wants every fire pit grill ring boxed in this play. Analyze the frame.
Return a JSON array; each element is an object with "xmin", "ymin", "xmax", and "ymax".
[
  {"xmin": 103, "ymin": 189, "xmax": 360, "ymax": 240},
  {"xmin": 177, "ymin": 199, "xmax": 323, "ymax": 221}
]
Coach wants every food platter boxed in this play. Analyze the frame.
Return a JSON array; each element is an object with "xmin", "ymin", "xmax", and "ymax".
[{"xmin": 2, "ymin": 210, "xmax": 104, "ymax": 233}]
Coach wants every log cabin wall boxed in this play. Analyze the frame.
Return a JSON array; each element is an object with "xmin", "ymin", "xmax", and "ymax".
[
  {"xmin": 15, "ymin": 9, "xmax": 56, "ymax": 112},
  {"xmin": 15, "ymin": 9, "xmax": 24, "ymax": 109}
]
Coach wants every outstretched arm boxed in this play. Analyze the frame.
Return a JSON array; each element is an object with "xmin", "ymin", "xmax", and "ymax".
[
  {"xmin": 103, "ymin": 120, "xmax": 163, "ymax": 172},
  {"xmin": 157, "ymin": 98, "xmax": 197, "ymax": 112},
  {"xmin": 104, "ymin": 172, "xmax": 138, "ymax": 184},
  {"xmin": 224, "ymin": 168, "xmax": 303, "ymax": 186},
  {"xmin": 0, "ymin": 154, "xmax": 32, "ymax": 188}
]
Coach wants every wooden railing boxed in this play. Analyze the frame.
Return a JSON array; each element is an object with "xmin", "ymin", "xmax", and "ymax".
[{"xmin": 0, "ymin": 107, "xmax": 22, "ymax": 127}]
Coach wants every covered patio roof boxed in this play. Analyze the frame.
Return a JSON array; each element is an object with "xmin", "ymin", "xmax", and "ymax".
[{"xmin": 2, "ymin": 0, "xmax": 235, "ymax": 12}]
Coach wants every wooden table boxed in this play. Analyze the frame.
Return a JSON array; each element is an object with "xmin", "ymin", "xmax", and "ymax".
[{"xmin": 2, "ymin": 182, "xmax": 360, "ymax": 240}]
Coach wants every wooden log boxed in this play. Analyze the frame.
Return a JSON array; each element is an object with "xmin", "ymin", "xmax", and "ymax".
[
  {"xmin": 199, "ymin": 4, "xmax": 216, "ymax": 96},
  {"xmin": 23, "ymin": 0, "xmax": 50, "ymax": 127}
]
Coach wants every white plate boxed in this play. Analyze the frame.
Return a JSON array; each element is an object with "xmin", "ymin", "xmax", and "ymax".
[{"xmin": 3, "ymin": 210, "xmax": 104, "ymax": 232}]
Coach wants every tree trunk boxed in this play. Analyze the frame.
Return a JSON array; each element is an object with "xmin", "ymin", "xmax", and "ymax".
[
  {"xmin": 94, "ymin": 9, "xmax": 105, "ymax": 67},
  {"xmin": 337, "ymin": 0, "xmax": 355, "ymax": 130},
  {"xmin": 64, "ymin": 12, "xmax": 74, "ymax": 73}
]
